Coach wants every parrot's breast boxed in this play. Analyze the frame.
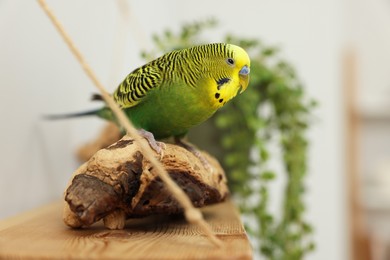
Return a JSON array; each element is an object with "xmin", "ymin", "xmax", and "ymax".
[{"xmin": 123, "ymin": 81, "xmax": 216, "ymax": 139}]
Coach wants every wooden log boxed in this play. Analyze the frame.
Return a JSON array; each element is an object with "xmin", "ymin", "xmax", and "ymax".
[{"xmin": 64, "ymin": 135, "xmax": 229, "ymax": 229}]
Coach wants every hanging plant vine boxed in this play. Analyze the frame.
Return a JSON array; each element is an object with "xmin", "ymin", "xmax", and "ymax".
[{"xmin": 141, "ymin": 19, "xmax": 316, "ymax": 259}]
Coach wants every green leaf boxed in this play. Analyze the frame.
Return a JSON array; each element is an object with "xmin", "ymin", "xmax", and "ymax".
[{"xmin": 260, "ymin": 171, "xmax": 276, "ymax": 181}]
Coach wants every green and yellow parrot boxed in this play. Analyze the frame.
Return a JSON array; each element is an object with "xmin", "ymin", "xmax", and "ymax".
[{"xmin": 51, "ymin": 43, "xmax": 250, "ymax": 156}]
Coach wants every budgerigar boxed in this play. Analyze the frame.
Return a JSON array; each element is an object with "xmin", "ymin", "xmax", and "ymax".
[{"xmin": 52, "ymin": 43, "xmax": 250, "ymax": 160}]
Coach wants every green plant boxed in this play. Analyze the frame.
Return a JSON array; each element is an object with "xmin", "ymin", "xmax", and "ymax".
[{"xmin": 142, "ymin": 19, "xmax": 316, "ymax": 259}]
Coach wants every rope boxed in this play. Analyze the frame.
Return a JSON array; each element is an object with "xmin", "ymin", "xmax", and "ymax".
[{"xmin": 36, "ymin": 0, "xmax": 222, "ymax": 248}]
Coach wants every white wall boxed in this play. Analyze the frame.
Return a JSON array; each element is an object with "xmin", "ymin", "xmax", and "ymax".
[
  {"xmin": 345, "ymin": 0, "xmax": 390, "ymax": 111},
  {"xmin": 0, "ymin": 1, "xmax": 348, "ymax": 259}
]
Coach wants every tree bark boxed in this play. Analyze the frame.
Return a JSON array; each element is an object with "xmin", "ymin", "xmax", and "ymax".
[{"xmin": 64, "ymin": 135, "xmax": 229, "ymax": 229}]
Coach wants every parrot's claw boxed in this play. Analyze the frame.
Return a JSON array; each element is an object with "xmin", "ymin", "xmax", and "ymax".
[
  {"xmin": 174, "ymin": 138, "xmax": 214, "ymax": 173},
  {"xmin": 138, "ymin": 129, "xmax": 165, "ymax": 157}
]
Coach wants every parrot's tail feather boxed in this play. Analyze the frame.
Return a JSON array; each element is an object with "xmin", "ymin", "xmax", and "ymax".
[
  {"xmin": 43, "ymin": 109, "xmax": 100, "ymax": 120},
  {"xmin": 91, "ymin": 93, "xmax": 104, "ymax": 101}
]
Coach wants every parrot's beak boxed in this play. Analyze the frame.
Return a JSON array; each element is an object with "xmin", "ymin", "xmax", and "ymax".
[{"xmin": 239, "ymin": 65, "xmax": 250, "ymax": 93}]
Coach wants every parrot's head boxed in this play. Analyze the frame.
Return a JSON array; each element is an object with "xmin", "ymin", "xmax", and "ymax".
[
  {"xmin": 209, "ymin": 44, "xmax": 250, "ymax": 106},
  {"xmin": 192, "ymin": 43, "xmax": 251, "ymax": 108}
]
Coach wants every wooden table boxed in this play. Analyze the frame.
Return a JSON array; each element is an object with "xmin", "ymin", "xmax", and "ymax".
[{"xmin": 0, "ymin": 201, "xmax": 252, "ymax": 259}]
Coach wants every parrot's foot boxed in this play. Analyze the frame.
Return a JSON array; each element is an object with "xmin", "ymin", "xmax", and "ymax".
[
  {"xmin": 174, "ymin": 138, "xmax": 213, "ymax": 173},
  {"xmin": 138, "ymin": 129, "xmax": 166, "ymax": 156}
]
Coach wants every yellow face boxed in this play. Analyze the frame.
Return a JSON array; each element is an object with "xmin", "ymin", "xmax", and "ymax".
[{"xmin": 207, "ymin": 44, "xmax": 251, "ymax": 108}]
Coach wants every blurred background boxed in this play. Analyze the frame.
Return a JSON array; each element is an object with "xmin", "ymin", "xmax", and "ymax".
[{"xmin": 1, "ymin": 0, "xmax": 390, "ymax": 259}]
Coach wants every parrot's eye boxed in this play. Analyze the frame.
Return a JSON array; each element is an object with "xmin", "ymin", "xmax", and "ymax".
[{"xmin": 226, "ymin": 58, "xmax": 235, "ymax": 66}]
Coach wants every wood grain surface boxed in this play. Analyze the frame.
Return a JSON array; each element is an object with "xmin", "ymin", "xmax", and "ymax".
[{"xmin": 0, "ymin": 201, "xmax": 252, "ymax": 259}]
